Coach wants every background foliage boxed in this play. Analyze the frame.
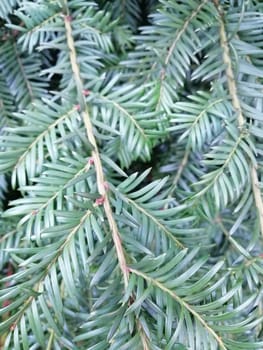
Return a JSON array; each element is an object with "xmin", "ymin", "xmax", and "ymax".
[{"xmin": 1, "ymin": 0, "xmax": 263, "ymax": 349}]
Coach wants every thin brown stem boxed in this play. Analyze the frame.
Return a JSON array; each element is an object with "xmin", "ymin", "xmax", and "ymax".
[
  {"xmin": 251, "ymin": 166, "xmax": 263, "ymax": 236},
  {"xmin": 217, "ymin": 7, "xmax": 244, "ymax": 128},
  {"xmin": 170, "ymin": 147, "xmax": 190, "ymax": 192},
  {"xmin": 216, "ymin": 3, "xmax": 263, "ymax": 236},
  {"xmin": 136, "ymin": 319, "xmax": 150, "ymax": 350},
  {"xmin": 64, "ymin": 12, "xmax": 129, "ymax": 287}
]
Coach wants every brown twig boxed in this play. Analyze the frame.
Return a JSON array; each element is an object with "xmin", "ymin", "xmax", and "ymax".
[
  {"xmin": 64, "ymin": 12, "xmax": 129, "ymax": 287},
  {"xmin": 215, "ymin": 2, "xmax": 263, "ymax": 237}
]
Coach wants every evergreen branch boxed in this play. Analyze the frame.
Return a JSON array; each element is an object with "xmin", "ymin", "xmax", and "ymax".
[
  {"xmin": 171, "ymin": 93, "xmax": 226, "ymax": 151},
  {"xmin": 13, "ymin": 42, "xmax": 34, "ymax": 103},
  {"xmin": 166, "ymin": 145, "xmax": 191, "ymax": 204},
  {"xmin": 216, "ymin": 2, "xmax": 263, "ymax": 236},
  {"xmin": 217, "ymin": 6, "xmax": 244, "ymax": 128},
  {"xmin": 208, "ymin": 134, "xmax": 243, "ymax": 181},
  {"xmin": 164, "ymin": 0, "xmax": 208, "ymax": 68},
  {"xmin": 156, "ymin": 0, "xmax": 209, "ymax": 109},
  {"xmin": 1, "ymin": 1, "xmax": 263, "ymax": 347},
  {"xmin": 0, "ymin": 41, "xmax": 47, "ymax": 109},
  {"xmin": 13, "ymin": 105, "xmax": 77, "ymax": 180},
  {"xmin": 119, "ymin": 193, "xmax": 185, "ymax": 248},
  {"xmin": 47, "ymin": 329, "xmax": 55, "ymax": 350},
  {"xmin": 96, "ymin": 94, "xmax": 147, "ymax": 139},
  {"xmin": 172, "ymin": 147, "xmax": 190, "ymax": 189},
  {"xmin": 6, "ymin": 209, "xmax": 92, "ymax": 332},
  {"xmin": 23, "ymin": 12, "xmax": 61, "ymax": 35},
  {"xmin": 63, "ymin": 8, "xmax": 129, "ymax": 288},
  {"xmin": 137, "ymin": 318, "xmax": 151, "ymax": 350},
  {"xmin": 129, "ymin": 267, "xmax": 227, "ymax": 350},
  {"xmin": 16, "ymin": 160, "xmax": 91, "ymax": 226},
  {"xmin": 215, "ymin": 216, "xmax": 251, "ymax": 259},
  {"xmin": 185, "ymin": 98, "xmax": 224, "ymax": 144},
  {"xmin": 251, "ymin": 165, "xmax": 263, "ymax": 237},
  {"xmin": 0, "ymin": 73, "xmax": 15, "ymax": 119},
  {"xmin": 195, "ymin": 131, "xmax": 247, "ymax": 205}
]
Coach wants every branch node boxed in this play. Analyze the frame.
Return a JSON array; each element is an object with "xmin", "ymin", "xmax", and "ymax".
[
  {"xmin": 64, "ymin": 15, "xmax": 72, "ymax": 22},
  {"xmin": 88, "ymin": 157, "xmax": 94, "ymax": 165},
  {"xmin": 83, "ymin": 89, "xmax": 90, "ymax": 96},
  {"xmin": 95, "ymin": 196, "xmax": 105, "ymax": 206}
]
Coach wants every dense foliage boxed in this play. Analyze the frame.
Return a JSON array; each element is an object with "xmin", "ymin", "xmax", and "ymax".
[{"xmin": 1, "ymin": 0, "xmax": 263, "ymax": 349}]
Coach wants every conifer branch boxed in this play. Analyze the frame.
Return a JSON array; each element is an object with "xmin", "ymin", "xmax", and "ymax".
[
  {"xmin": 217, "ymin": 7, "xmax": 244, "ymax": 128},
  {"xmin": 129, "ymin": 268, "xmax": 228, "ymax": 350},
  {"xmin": 47, "ymin": 329, "xmax": 55, "ymax": 350},
  {"xmin": 119, "ymin": 193, "xmax": 185, "ymax": 248},
  {"xmin": 173, "ymin": 147, "xmax": 190, "ymax": 187},
  {"xmin": 216, "ymin": 2, "xmax": 263, "ymax": 237},
  {"xmin": 156, "ymin": 0, "xmax": 209, "ymax": 110},
  {"xmin": 251, "ymin": 165, "xmax": 263, "ymax": 236},
  {"xmin": 167, "ymin": 145, "xmax": 190, "ymax": 202},
  {"xmin": 6, "ymin": 209, "xmax": 93, "ymax": 332},
  {"xmin": 13, "ymin": 105, "xmax": 77, "ymax": 182},
  {"xmin": 137, "ymin": 319, "xmax": 151, "ymax": 350},
  {"xmin": 97, "ymin": 94, "xmax": 147, "ymax": 139},
  {"xmin": 13, "ymin": 42, "xmax": 34, "ymax": 103},
  {"xmin": 1, "ymin": 1, "xmax": 263, "ymax": 347},
  {"xmin": 63, "ymin": 10, "xmax": 129, "ymax": 287}
]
